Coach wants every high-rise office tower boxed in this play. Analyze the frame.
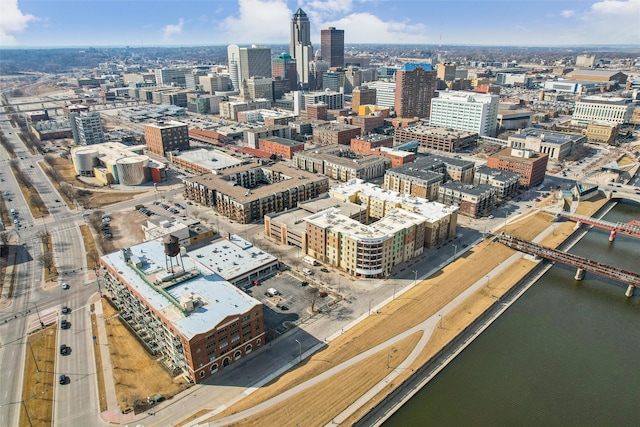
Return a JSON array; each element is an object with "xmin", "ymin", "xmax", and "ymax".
[
  {"xmin": 290, "ymin": 8, "xmax": 313, "ymax": 88},
  {"xmin": 272, "ymin": 52, "xmax": 297, "ymax": 93},
  {"xmin": 290, "ymin": 8, "xmax": 311, "ymax": 57},
  {"xmin": 227, "ymin": 44, "xmax": 272, "ymax": 91},
  {"xmin": 320, "ymin": 27, "xmax": 344, "ymax": 68},
  {"xmin": 395, "ymin": 63, "xmax": 437, "ymax": 119}
]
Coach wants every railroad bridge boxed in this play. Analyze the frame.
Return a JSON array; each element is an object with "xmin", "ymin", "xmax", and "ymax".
[
  {"xmin": 557, "ymin": 212, "xmax": 640, "ymax": 241},
  {"xmin": 496, "ymin": 234, "xmax": 640, "ymax": 297}
]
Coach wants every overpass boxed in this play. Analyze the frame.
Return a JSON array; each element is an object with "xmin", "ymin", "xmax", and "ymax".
[
  {"xmin": 495, "ymin": 234, "xmax": 640, "ymax": 297},
  {"xmin": 557, "ymin": 212, "xmax": 640, "ymax": 241}
]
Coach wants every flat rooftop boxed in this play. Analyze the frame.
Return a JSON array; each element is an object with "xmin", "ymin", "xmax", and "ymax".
[
  {"xmin": 100, "ymin": 238, "xmax": 261, "ymax": 340},
  {"xmin": 330, "ymin": 179, "xmax": 458, "ymax": 222},
  {"xmin": 173, "ymin": 148, "xmax": 242, "ymax": 170},
  {"xmin": 188, "ymin": 234, "xmax": 277, "ymax": 282},
  {"xmin": 186, "ymin": 163, "xmax": 328, "ymax": 204},
  {"xmin": 396, "ymin": 125, "xmax": 477, "ymax": 139},
  {"xmin": 509, "ymin": 128, "xmax": 584, "ymax": 145}
]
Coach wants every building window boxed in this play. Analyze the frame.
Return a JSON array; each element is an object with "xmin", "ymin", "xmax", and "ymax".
[
  {"xmin": 211, "ymin": 364, "xmax": 218, "ymax": 372},
  {"xmin": 223, "ymin": 357, "xmax": 230, "ymax": 367},
  {"xmin": 245, "ymin": 344, "xmax": 253, "ymax": 353},
  {"xmin": 199, "ymin": 371, "xmax": 205, "ymax": 378},
  {"xmin": 234, "ymin": 350, "xmax": 242, "ymax": 360}
]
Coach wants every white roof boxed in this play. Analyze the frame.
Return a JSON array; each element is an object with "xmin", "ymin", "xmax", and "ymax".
[
  {"xmin": 188, "ymin": 235, "xmax": 278, "ymax": 282},
  {"xmin": 100, "ymin": 238, "xmax": 261, "ymax": 340}
]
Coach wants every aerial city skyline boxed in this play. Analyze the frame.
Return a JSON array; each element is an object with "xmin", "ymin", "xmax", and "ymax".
[{"xmin": 1, "ymin": 0, "xmax": 639, "ymax": 48}]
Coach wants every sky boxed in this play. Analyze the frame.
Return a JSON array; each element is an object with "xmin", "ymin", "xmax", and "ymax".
[{"xmin": 0, "ymin": 0, "xmax": 638, "ymax": 48}]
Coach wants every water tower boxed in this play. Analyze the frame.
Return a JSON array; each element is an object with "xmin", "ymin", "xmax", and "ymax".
[{"xmin": 163, "ymin": 234, "xmax": 184, "ymax": 273}]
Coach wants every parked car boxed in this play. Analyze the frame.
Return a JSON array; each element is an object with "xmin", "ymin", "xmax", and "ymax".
[
  {"xmin": 61, "ymin": 319, "xmax": 70, "ymax": 329},
  {"xmin": 61, "ymin": 306, "xmax": 70, "ymax": 314},
  {"xmin": 276, "ymin": 303, "xmax": 289, "ymax": 311},
  {"xmin": 61, "ymin": 283, "xmax": 69, "ymax": 290},
  {"xmin": 300, "ymin": 281, "xmax": 309, "ymax": 287},
  {"xmin": 265, "ymin": 288, "xmax": 279, "ymax": 297},
  {"xmin": 320, "ymin": 267, "xmax": 329, "ymax": 273}
]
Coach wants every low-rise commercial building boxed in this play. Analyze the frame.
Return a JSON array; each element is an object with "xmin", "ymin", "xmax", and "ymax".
[
  {"xmin": 393, "ymin": 125, "xmax": 478, "ymax": 153},
  {"xmin": 183, "ymin": 163, "xmax": 329, "ymax": 224},
  {"xmin": 142, "ymin": 217, "xmax": 214, "ymax": 248},
  {"xmin": 258, "ymin": 136, "xmax": 305, "ymax": 159},
  {"xmin": 507, "ymin": 128, "xmax": 585, "ymax": 161},
  {"xmin": 313, "ymin": 122, "xmax": 362, "ymax": 145},
  {"xmin": 244, "ymin": 125, "xmax": 291, "ymax": 149},
  {"xmin": 350, "ymin": 134, "xmax": 394, "ymax": 154},
  {"xmin": 169, "ymin": 148, "xmax": 243, "ymax": 174},
  {"xmin": 584, "ymin": 122, "xmax": 619, "ymax": 145},
  {"xmin": 99, "ymin": 237, "xmax": 265, "ymax": 383}
]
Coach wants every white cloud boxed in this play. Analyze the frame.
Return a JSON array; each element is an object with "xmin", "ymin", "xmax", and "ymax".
[
  {"xmin": 220, "ymin": 0, "xmax": 291, "ymax": 44},
  {"xmin": 306, "ymin": 0, "xmax": 354, "ymax": 16},
  {"xmin": 575, "ymin": 0, "xmax": 640, "ymax": 44},
  {"xmin": 0, "ymin": 0, "xmax": 37, "ymax": 45},
  {"xmin": 324, "ymin": 12, "xmax": 429, "ymax": 44},
  {"xmin": 560, "ymin": 10, "xmax": 575, "ymax": 18},
  {"xmin": 162, "ymin": 18, "xmax": 184, "ymax": 41}
]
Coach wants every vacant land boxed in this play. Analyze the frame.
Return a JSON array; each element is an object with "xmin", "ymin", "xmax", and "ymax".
[
  {"xmin": 102, "ymin": 300, "xmax": 188, "ymax": 411},
  {"xmin": 21, "ymin": 326, "xmax": 56, "ymax": 427}
]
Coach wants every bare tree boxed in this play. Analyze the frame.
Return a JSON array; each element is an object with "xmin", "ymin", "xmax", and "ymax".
[
  {"xmin": 0, "ymin": 231, "xmax": 9, "ymax": 247},
  {"xmin": 307, "ymin": 287, "xmax": 320, "ymax": 313}
]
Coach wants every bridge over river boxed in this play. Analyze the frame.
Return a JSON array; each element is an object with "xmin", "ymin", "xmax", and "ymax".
[{"xmin": 496, "ymin": 234, "xmax": 640, "ymax": 297}]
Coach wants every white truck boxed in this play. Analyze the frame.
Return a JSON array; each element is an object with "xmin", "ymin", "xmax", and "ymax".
[{"xmin": 302, "ymin": 256, "xmax": 319, "ymax": 266}]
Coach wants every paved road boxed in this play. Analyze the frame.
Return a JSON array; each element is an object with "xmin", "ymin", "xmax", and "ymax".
[{"xmin": 0, "ymin": 103, "xmax": 103, "ymax": 426}]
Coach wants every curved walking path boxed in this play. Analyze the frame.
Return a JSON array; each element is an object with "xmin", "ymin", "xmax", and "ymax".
[{"xmin": 192, "ymin": 243, "xmax": 531, "ymax": 426}]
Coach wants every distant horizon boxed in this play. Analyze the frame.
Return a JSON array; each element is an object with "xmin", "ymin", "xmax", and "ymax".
[
  {"xmin": 2, "ymin": 0, "xmax": 638, "ymax": 48},
  {"xmin": 1, "ymin": 43, "xmax": 639, "ymax": 51}
]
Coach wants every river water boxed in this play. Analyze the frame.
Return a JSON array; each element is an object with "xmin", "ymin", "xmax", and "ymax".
[{"xmin": 385, "ymin": 201, "xmax": 640, "ymax": 427}]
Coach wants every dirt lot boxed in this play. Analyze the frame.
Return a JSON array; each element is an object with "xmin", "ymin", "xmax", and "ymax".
[
  {"xmin": 102, "ymin": 300, "xmax": 189, "ymax": 412},
  {"xmin": 205, "ymin": 203, "xmax": 609, "ymax": 425},
  {"xmin": 108, "ymin": 211, "xmax": 147, "ymax": 249}
]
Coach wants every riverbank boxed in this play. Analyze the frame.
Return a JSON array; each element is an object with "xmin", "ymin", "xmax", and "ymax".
[
  {"xmin": 198, "ymin": 199, "xmax": 610, "ymax": 426},
  {"xmin": 358, "ymin": 196, "xmax": 615, "ymax": 426}
]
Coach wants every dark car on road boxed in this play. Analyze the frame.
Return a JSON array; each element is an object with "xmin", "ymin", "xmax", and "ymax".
[
  {"xmin": 61, "ymin": 306, "xmax": 71, "ymax": 314},
  {"xmin": 60, "ymin": 344, "xmax": 69, "ymax": 355},
  {"xmin": 61, "ymin": 319, "xmax": 70, "ymax": 329},
  {"xmin": 59, "ymin": 375, "xmax": 67, "ymax": 385}
]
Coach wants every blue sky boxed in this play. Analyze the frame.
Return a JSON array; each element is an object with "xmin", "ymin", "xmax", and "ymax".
[{"xmin": 1, "ymin": 0, "xmax": 638, "ymax": 47}]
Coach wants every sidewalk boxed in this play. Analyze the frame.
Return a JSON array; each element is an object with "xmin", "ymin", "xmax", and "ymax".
[{"xmin": 92, "ymin": 296, "xmax": 135, "ymax": 425}]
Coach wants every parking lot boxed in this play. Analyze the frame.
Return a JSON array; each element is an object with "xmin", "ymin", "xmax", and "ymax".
[{"xmin": 248, "ymin": 272, "xmax": 334, "ymax": 338}]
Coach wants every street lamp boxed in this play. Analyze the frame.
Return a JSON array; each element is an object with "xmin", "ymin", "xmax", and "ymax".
[
  {"xmin": 33, "ymin": 302, "xmax": 44, "ymax": 329},
  {"xmin": 26, "ymin": 341, "xmax": 40, "ymax": 372},
  {"xmin": 452, "ymin": 244, "xmax": 458, "ymax": 260},
  {"xmin": 412, "ymin": 270, "xmax": 418, "ymax": 287},
  {"xmin": 486, "ymin": 274, "xmax": 492, "ymax": 289},
  {"xmin": 294, "ymin": 339, "xmax": 302, "ymax": 363},
  {"xmin": 438, "ymin": 314, "xmax": 443, "ymax": 329}
]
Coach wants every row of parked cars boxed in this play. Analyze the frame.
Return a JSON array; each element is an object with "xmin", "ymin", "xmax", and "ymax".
[
  {"xmin": 137, "ymin": 206, "xmax": 155, "ymax": 217},
  {"xmin": 153, "ymin": 200, "xmax": 184, "ymax": 215},
  {"xmin": 59, "ymin": 305, "xmax": 72, "ymax": 385}
]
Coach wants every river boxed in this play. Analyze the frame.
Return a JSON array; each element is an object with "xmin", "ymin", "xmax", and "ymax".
[{"xmin": 385, "ymin": 201, "xmax": 640, "ymax": 427}]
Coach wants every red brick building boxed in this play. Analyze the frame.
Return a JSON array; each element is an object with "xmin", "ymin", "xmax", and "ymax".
[
  {"xmin": 350, "ymin": 134, "xmax": 393, "ymax": 154},
  {"xmin": 145, "ymin": 120, "xmax": 190, "ymax": 157},
  {"xmin": 487, "ymin": 148, "xmax": 548, "ymax": 189},
  {"xmin": 258, "ymin": 136, "xmax": 305, "ymax": 159},
  {"xmin": 395, "ymin": 64, "xmax": 437, "ymax": 119},
  {"xmin": 313, "ymin": 123, "xmax": 362, "ymax": 145}
]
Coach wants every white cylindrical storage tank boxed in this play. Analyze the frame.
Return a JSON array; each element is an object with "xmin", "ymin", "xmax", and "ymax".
[
  {"xmin": 115, "ymin": 155, "xmax": 148, "ymax": 185},
  {"xmin": 72, "ymin": 146, "xmax": 99, "ymax": 175}
]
